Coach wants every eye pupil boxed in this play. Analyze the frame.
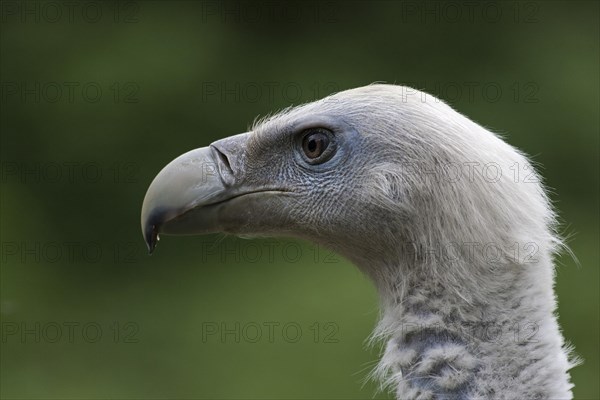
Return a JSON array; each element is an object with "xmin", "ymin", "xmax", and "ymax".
[{"xmin": 302, "ymin": 129, "xmax": 330, "ymax": 160}]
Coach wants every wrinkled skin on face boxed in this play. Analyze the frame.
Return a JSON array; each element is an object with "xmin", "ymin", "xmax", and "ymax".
[
  {"xmin": 142, "ymin": 84, "xmax": 552, "ymax": 288},
  {"xmin": 142, "ymin": 109, "xmax": 376, "ymax": 254}
]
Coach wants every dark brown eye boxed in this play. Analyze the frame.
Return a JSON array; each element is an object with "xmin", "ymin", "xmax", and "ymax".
[{"xmin": 302, "ymin": 129, "xmax": 330, "ymax": 159}]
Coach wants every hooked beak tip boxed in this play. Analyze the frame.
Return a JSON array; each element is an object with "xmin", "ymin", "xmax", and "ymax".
[
  {"xmin": 141, "ymin": 144, "xmax": 242, "ymax": 254},
  {"xmin": 144, "ymin": 224, "xmax": 159, "ymax": 255},
  {"xmin": 143, "ymin": 208, "xmax": 169, "ymax": 255}
]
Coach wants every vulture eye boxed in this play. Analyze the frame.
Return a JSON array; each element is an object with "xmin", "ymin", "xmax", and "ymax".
[{"xmin": 301, "ymin": 128, "xmax": 334, "ymax": 163}]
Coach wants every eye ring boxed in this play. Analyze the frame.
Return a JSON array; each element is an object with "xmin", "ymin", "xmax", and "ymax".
[{"xmin": 300, "ymin": 128, "xmax": 336, "ymax": 164}]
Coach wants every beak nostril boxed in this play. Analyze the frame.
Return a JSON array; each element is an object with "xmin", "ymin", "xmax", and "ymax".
[
  {"xmin": 211, "ymin": 145, "xmax": 235, "ymax": 185},
  {"xmin": 216, "ymin": 148, "xmax": 232, "ymax": 172}
]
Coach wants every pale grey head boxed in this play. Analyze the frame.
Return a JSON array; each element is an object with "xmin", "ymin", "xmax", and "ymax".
[{"xmin": 141, "ymin": 84, "xmax": 577, "ymax": 399}]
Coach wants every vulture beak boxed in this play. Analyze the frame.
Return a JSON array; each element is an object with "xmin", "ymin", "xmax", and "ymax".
[{"xmin": 141, "ymin": 132, "xmax": 252, "ymax": 254}]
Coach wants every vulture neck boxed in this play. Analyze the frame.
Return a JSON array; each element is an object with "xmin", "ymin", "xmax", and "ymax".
[{"xmin": 353, "ymin": 251, "xmax": 575, "ymax": 399}]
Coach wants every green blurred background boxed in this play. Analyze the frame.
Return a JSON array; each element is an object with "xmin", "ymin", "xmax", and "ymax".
[{"xmin": 1, "ymin": 1, "xmax": 598, "ymax": 398}]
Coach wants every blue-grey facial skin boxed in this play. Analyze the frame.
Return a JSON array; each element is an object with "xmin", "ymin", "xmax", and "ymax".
[
  {"xmin": 141, "ymin": 111, "xmax": 372, "ymax": 254},
  {"xmin": 142, "ymin": 84, "xmax": 430, "ymax": 260}
]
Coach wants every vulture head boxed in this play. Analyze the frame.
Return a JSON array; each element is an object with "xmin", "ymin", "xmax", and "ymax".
[{"xmin": 141, "ymin": 84, "xmax": 576, "ymax": 399}]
